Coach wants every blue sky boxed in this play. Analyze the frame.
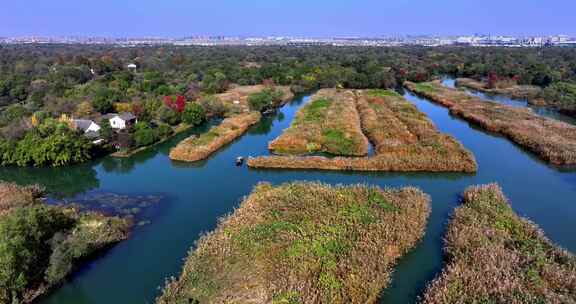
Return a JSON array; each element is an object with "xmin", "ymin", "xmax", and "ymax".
[{"xmin": 1, "ymin": 0, "xmax": 574, "ymax": 37}]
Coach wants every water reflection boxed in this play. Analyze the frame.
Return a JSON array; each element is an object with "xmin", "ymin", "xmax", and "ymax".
[{"xmin": 0, "ymin": 163, "xmax": 100, "ymax": 198}]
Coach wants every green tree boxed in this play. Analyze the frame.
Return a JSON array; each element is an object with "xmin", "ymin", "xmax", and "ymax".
[
  {"xmin": 182, "ymin": 103, "xmax": 206, "ymax": 125},
  {"xmin": 156, "ymin": 106, "xmax": 181, "ymax": 126},
  {"xmin": 92, "ymin": 87, "xmax": 120, "ymax": 114},
  {"xmin": 248, "ymin": 88, "xmax": 283, "ymax": 112},
  {"xmin": 133, "ymin": 122, "xmax": 157, "ymax": 147},
  {"xmin": 201, "ymin": 71, "xmax": 228, "ymax": 94},
  {"xmin": 0, "ymin": 205, "xmax": 74, "ymax": 302}
]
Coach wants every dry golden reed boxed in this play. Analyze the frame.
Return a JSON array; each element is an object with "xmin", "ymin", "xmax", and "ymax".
[
  {"xmin": 157, "ymin": 181, "xmax": 430, "ymax": 304},
  {"xmin": 406, "ymin": 81, "xmax": 576, "ymax": 166},
  {"xmin": 250, "ymin": 89, "xmax": 476, "ymax": 172},
  {"xmin": 422, "ymin": 184, "xmax": 576, "ymax": 303},
  {"xmin": 169, "ymin": 112, "xmax": 261, "ymax": 162},
  {"xmin": 269, "ymin": 89, "xmax": 370, "ymax": 156}
]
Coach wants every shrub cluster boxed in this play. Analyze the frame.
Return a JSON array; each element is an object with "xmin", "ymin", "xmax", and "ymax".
[{"xmin": 0, "ymin": 182, "xmax": 131, "ymax": 304}]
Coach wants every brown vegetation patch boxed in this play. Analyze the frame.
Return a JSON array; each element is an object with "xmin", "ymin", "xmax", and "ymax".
[
  {"xmin": 421, "ymin": 184, "xmax": 576, "ymax": 303},
  {"xmin": 268, "ymin": 89, "xmax": 370, "ymax": 156},
  {"xmin": 249, "ymin": 89, "xmax": 476, "ymax": 172},
  {"xmin": 169, "ymin": 112, "xmax": 261, "ymax": 162},
  {"xmin": 456, "ymin": 78, "xmax": 542, "ymax": 100},
  {"xmin": 0, "ymin": 182, "xmax": 44, "ymax": 217},
  {"xmin": 406, "ymin": 81, "xmax": 576, "ymax": 166},
  {"xmin": 157, "ymin": 182, "xmax": 430, "ymax": 304},
  {"xmin": 216, "ymin": 85, "xmax": 293, "ymax": 114}
]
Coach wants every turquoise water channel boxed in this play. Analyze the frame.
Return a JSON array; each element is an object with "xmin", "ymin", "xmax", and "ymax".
[{"xmin": 0, "ymin": 89, "xmax": 574, "ymax": 303}]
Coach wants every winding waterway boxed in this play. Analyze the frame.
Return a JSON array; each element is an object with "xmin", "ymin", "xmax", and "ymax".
[{"xmin": 0, "ymin": 89, "xmax": 575, "ymax": 303}]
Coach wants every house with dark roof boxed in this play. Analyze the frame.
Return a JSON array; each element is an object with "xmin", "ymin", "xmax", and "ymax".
[
  {"xmin": 72, "ymin": 119, "xmax": 101, "ymax": 133},
  {"xmin": 71, "ymin": 119, "xmax": 104, "ymax": 144},
  {"xmin": 107, "ymin": 112, "xmax": 137, "ymax": 130}
]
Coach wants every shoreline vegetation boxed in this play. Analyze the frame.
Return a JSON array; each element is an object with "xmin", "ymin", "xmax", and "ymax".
[
  {"xmin": 455, "ymin": 77, "xmax": 542, "ymax": 101},
  {"xmin": 169, "ymin": 112, "xmax": 261, "ymax": 162},
  {"xmin": 455, "ymin": 78, "xmax": 576, "ymax": 118},
  {"xmin": 248, "ymin": 89, "xmax": 477, "ymax": 172},
  {"xmin": 110, "ymin": 123, "xmax": 192, "ymax": 158},
  {"xmin": 0, "ymin": 182, "xmax": 131, "ymax": 304},
  {"xmin": 405, "ymin": 81, "xmax": 576, "ymax": 166},
  {"xmin": 422, "ymin": 184, "xmax": 576, "ymax": 303},
  {"xmin": 157, "ymin": 182, "xmax": 431, "ymax": 304},
  {"xmin": 168, "ymin": 85, "xmax": 292, "ymax": 162}
]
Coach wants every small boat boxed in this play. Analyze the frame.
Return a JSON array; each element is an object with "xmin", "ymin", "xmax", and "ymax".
[
  {"xmin": 236, "ymin": 156, "xmax": 244, "ymax": 166},
  {"xmin": 262, "ymin": 107, "xmax": 277, "ymax": 116}
]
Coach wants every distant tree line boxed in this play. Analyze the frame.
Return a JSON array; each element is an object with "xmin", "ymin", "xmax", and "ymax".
[{"xmin": 0, "ymin": 44, "xmax": 574, "ymax": 166}]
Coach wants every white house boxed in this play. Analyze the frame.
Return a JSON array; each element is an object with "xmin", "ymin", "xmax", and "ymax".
[{"xmin": 107, "ymin": 112, "xmax": 137, "ymax": 130}]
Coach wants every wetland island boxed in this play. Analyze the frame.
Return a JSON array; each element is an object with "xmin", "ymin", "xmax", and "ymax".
[{"xmin": 0, "ymin": 42, "xmax": 575, "ymax": 304}]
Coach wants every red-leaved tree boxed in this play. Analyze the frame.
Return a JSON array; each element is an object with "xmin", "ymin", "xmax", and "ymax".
[
  {"xmin": 487, "ymin": 72, "xmax": 499, "ymax": 89},
  {"xmin": 163, "ymin": 95, "xmax": 187, "ymax": 113}
]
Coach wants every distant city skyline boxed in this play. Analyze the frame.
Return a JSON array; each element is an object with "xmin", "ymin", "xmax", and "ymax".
[{"xmin": 2, "ymin": 0, "xmax": 575, "ymax": 38}]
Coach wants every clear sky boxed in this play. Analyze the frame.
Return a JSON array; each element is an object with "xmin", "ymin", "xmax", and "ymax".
[{"xmin": 1, "ymin": 0, "xmax": 574, "ymax": 37}]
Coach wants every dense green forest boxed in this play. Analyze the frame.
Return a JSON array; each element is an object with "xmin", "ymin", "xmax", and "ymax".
[{"xmin": 0, "ymin": 44, "xmax": 575, "ymax": 166}]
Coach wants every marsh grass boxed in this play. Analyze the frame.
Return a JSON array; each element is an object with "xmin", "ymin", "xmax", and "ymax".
[
  {"xmin": 157, "ymin": 182, "xmax": 430, "ymax": 304},
  {"xmin": 406, "ymin": 81, "xmax": 576, "ymax": 166},
  {"xmin": 455, "ymin": 78, "xmax": 541, "ymax": 100},
  {"xmin": 250, "ymin": 89, "xmax": 477, "ymax": 173},
  {"xmin": 421, "ymin": 184, "xmax": 576, "ymax": 303},
  {"xmin": 169, "ymin": 112, "xmax": 261, "ymax": 162},
  {"xmin": 269, "ymin": 89, "xmax": 370, "ymax": 156}
]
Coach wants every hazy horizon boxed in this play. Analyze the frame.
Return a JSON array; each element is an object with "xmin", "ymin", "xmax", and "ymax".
[{"xmin": 2, "ymin": 0, "xmax": 575, "ymax": 37}]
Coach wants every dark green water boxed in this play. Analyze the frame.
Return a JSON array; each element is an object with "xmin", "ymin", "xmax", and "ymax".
[{"xmin": 0, "ymin": 90, "xmax": 575, "ymax": 304}]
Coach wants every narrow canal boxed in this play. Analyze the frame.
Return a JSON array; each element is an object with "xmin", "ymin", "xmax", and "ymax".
[{"xmin": 0, "ymin": 89, "xmax": 574, "ymax": 303}]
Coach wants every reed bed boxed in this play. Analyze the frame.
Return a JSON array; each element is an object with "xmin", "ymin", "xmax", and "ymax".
[
  {"xmin": 421, "ymin": 184, "xmax": 576, "ymax": 303},
  {"xmin": 157, "ymin": 182, "xmax": 430, "ymax": 304},
  {"xmin": 406, "ymin": 81, "xmax": 576, "ymax": 166},
  {"xmin": 249, "ymin": 89, "xmax": 477, "ymax": 173},
  {"xmin": 268, "ymin": 89, "xmax": 370, "ymax": 156},
  {"xmin": 169, "ymin": 112, "xmax": 261, "ymax": 162},
  {"xmin": 455, "ymin": 78, "xmax": 541, "ymax": 100}
]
